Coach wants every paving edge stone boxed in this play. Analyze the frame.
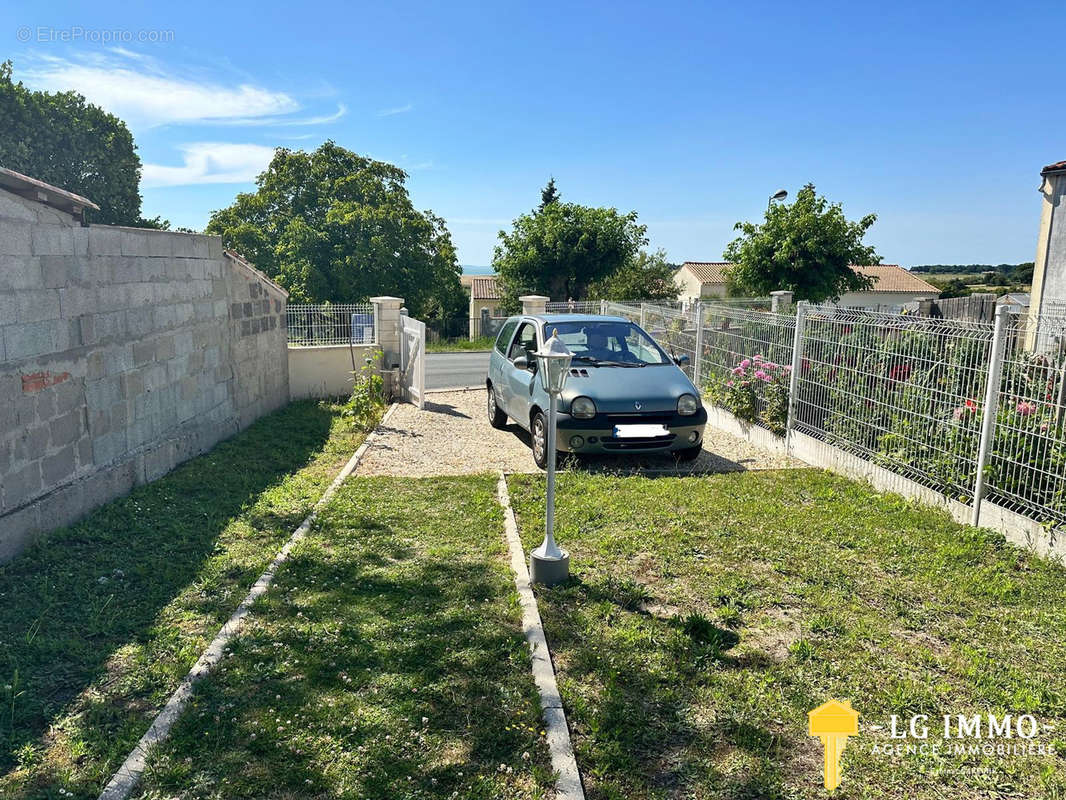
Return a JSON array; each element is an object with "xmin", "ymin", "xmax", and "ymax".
[
  {"xmin": 96, "ymin": 402, "xmax": 401, "ymax": 800},
  {"xmin": 496, "ymin": 472, "xmax": 586, "ymax": 800}
]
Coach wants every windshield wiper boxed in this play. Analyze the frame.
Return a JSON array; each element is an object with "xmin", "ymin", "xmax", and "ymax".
[{"xmin": 571, "ymin": 356, "xmax": 646, "ymax": 367}]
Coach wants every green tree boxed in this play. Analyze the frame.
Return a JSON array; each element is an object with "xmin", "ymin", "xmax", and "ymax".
[
  {"xmin": 938, "ymin": 278, "xmax": 972, "ymax": 299},
  {"xmin": 0, "ymin": 60, "xmax": 146, "ymax": 226},
  {"xmin": 589, "ymin": 249, "xmax": 679, "ymax": 301},
  {"xmin": 493, "ymin": 183, "xmax": 647, "ymax": 309},
  {"xmin": 539, "ymin": 177, "xmax": 560, "ymax": 208},
  {"xmin": 723, "ymin": 183, "xmax": 880, "ymax": 302},
  {"xmin": 207, "ymin": 142, "xmax": 463, "ymax": 319}
]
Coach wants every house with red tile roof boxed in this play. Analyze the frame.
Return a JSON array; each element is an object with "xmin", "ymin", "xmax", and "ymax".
[{"xmin": 674, "ymin": 261, "xmax": 938, "ymax": 309}]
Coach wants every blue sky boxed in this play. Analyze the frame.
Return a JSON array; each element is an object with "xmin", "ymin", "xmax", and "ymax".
[{"xmin": 4, "ymin": 0, "xmax": 1061, "ymax": 267}]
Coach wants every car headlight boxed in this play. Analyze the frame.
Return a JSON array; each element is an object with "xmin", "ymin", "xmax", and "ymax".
[
  {"xmin": 571, "ymin": 396, "xmax": 597, "ymax": 419},
  {"xmin": 677, "ymin": 393, "xmax": 700, "ymax": 416}
]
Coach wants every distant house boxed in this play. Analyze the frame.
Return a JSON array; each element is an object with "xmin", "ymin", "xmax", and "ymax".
[
  {"xmin": 997, "ymin": 292, "xmax": 1030, "ymax": 314},
  {"xmin": 1031, "ymin": 160, "xmax": 1066, "ymax": 318},
  {"xmin": 673, "ymin": 261, "xmax": 938, "ymax": 309},
  {"xmin": 673, "ymin": 262, "xmax": 732, "ymax": 300},
  {"xmin": 468, "ymin": 276, "xmax": 502, "ymax": 337}
]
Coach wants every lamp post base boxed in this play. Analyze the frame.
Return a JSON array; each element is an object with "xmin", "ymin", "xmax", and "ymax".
[{"xmin": 530, "ymin": 549, "xmax": 570, "ymax": 587}]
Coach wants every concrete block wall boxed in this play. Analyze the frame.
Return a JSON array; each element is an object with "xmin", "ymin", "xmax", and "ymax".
[{"xmin": 0, "ymin": 189, "xmax": 289, "ymax": 562}]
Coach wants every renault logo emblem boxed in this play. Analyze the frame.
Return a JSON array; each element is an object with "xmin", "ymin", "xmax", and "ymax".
[{"xmin": 634, "ymin": 401, "xmax": 642, "ymax": 410}]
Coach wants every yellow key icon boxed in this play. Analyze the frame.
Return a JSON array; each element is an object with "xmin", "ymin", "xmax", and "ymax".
[{"xmin": 808, "ymin": 699, "xmax": 858, "ymax": 791}]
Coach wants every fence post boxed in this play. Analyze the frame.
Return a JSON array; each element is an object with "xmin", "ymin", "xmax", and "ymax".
[
  {"xmin": 693, "ymin": 301, "xmax": 704, "ymax": 387},
  {"xmin": 785, "ymin": 301, "xmax": 808, "ymax": 453},
  {"xmin": 600, "ymin": 298, "xmax": 608, "ymax": 316},
  {"xmin": 640, "ymin": 302, "xmax": 647, "ymax": 328},
  {"xmin": 971, "ymin": 304, "xmax": 1010, "ymax": 527}
]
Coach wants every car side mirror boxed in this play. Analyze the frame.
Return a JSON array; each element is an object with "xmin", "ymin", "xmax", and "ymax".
[
  {"xmin": 674, "ymin": 353, "xmax": 690, "ymax": 366},
  {"xmin": 513, "ymin": 355, "xmax": 531, "ymax": 371}
]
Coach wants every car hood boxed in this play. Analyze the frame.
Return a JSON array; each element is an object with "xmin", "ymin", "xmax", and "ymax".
[{"xmin": 560, "ymin": 365, "xmax": 699, "ymax": 413}]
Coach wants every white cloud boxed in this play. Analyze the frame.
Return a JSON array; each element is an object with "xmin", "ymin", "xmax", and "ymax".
[
  {"xmin": 377, "ymin": 103, "xmax": 413, "ymax": 117},
  {"xmin": 142, "ymin": 143, "xmax": 277, "ymax": 187},
  {"xmin": 22, "ymin": 54, "xmax": 299, "ymax": 127},
  {"xmin": 222, "ymin": 103, "xmax": 347, "ymax": 127}
]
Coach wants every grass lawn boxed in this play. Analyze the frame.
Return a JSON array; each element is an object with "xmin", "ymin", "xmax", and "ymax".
[
  {"xmin": 136, "ymin": 476, "xmax": 553, "ymax": 799},
  {"xmin": 426, "ymin": 337, "xmax": 494, "ymax": 353},
  {"xmin": 0, "ymin": 401, "xmax": 374, "ymax": 800},
  {"xmin": 508, "ymin": 469, "xmax": 1066, "ymax": 799}
]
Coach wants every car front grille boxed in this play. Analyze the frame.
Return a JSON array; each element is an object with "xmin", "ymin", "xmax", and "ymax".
[{"xmin": 601, "ymin": 434, "xmax": 677, "ymax": 451}]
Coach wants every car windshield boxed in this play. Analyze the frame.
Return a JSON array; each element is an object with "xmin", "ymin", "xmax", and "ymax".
[{"xmin": 548, "ymin": 321, "xmax": 670, "ymax": 366}]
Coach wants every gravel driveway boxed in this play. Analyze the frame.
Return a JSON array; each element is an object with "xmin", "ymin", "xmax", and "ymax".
[{"xmin": 356, "ymin": 389, "xmax": 800, "ymax": 477}]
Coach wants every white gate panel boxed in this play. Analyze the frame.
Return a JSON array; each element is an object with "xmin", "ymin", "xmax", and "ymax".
[{"xmin": 400, "ymin": 315, "xmax": 426, "ymax": 410}]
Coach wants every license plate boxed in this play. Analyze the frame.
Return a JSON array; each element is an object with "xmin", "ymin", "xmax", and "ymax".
[{"xmin": 613, "ymin": 424, "xmax": 670, "ymax": 438}]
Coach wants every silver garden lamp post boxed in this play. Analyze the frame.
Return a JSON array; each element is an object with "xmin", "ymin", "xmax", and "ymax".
[{"xmin": 530, "ymin": 328, "xmax": 573, "ymax": 586}]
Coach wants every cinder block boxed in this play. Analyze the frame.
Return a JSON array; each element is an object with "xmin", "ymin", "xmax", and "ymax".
[
  {"xmin": 0, "ymin": 504, "xmax": 41, "ymax": 564},
  {"xmin": 0, "ymin": 221, "xmax": 33, "ymax": 256},
  {"xmin": 92, "ymin": 430, "xmax": 128, "ymax": 466},
  {"xmin": 58, "ymin": 285, "xmax": 98, "ymax": 318},
  {"xmin": 3, "ymin": 461, "xmax": 43, "ymax": 510},
  {"xmin": 127, "ymin": 306, "xmax": 154, "ymax": 338},
  {"xmin": 0, "ymin": 255, "xmax": 43, "ymax": 290},
  {"xmin": 85, "ymin": 376, "xmax": 121, "ymax": 410},
  {"xmin": 40, "ymin": 255, "xmax": 70, "ymax": 288},
  {"xmin": 87, "ymin": 226, "xmax": 123, "ymax": 256},
  {"xmin": 36, "ymin": 480, "xmax": 84, "ymax": 535},
  {"xmin": 93, "ymin": 310, "xmax": 127, "ymax": 342},
  {"xmin": 147, "ymin": 233, "xmax": 173, "ymax": 257},
  {"xmin": 17, "ymin": 289, "xmax": 61, "ymax": 322},
  {"xmin": 50, "ymin": 409, "xmax": 82, "ymax": 448},
  {"xmin": 142, "ymin": 257, "xmax": 169, "ymax": 281},
  {"xmin": 13, "ymin": 424, "xmax": 49, "ymax": 462},
  {"xmin": 6, "ymin": 319, "xmax": 64, "ymax": 360},
  {"xmin": 207, "ymin": 237, "xmax": 223, "ymax": 259},
  {"xmin": 31, "ymin": 224, "xmax": 75, "ymax": 256},
  {"xmin": 110, "ymin": 256, "xmax": 143, "ymax": 283},
  {"xmin": 73, "ymin": 227, "xmax": 88, "ymax": 257},
  {"xmin": 0, "ymin": 192, "xmax": 38, "ymax": 223},
  {"xmin": 88, "ymin": 406, "xmax": 111, "ymax": 437},
  {"xmin": 41, "ymin": 444, "xmax": 76, "ymax": 486},
  {"xmin": 132, "ymin": 339, "xmax": 155, "ymax": 367},
  {"xmin": 0, "ymin": 292, "xmax": 16, "ymax": 324},
  {"xmin": 120, "ymin": 230, "xmax": 152, "ymax": 257}
]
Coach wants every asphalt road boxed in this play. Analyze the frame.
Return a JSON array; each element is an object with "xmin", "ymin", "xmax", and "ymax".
[{"xmin": 425, "ymin": 351, "xmax": 491, "ymax": 389}]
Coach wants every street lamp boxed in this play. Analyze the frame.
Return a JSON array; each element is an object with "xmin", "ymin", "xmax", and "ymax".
[
  {"xmin": 530, "ymin": 329, "xmax": 573, "ymax": 586},
  {"xmin": 768, "ymin": 189, "xmax": 788, "ymax": 210}
]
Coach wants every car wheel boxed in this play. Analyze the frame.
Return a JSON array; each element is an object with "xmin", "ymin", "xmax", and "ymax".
[
  {"xmin": 676, "ymin": 444, "xmax": 702, "ymax": 462},
  {"xmin": 531, "ymin": 410, "xmax": 548, "ymax": 469},
  {"xmin": 487, "ymin": 384, "xmax": 507, "ymax": 429}
]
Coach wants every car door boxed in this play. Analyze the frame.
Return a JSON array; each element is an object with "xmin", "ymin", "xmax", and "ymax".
[
  {"xmin": 489, "ymin": 317, "xmax": 520, "ymax": 409},
  {"xmin": 504, "ymin": 320, "xmax": 540, "ymax": 425}
]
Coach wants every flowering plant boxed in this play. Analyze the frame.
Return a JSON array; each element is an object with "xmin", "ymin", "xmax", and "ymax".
[{"xmin": 707, "ymin": 354, "xmax": 791, "ymax": 433}]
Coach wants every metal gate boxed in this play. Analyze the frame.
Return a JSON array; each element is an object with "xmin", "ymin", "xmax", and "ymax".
[{"xmin": 399, "ymin": 314, "xmax": 426, "ymax": 409}]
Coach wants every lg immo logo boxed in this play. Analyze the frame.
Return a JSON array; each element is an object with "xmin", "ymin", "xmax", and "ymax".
[{"xmin": 807, "ymin": 699, "xmax": 1056, "ymax": 793}]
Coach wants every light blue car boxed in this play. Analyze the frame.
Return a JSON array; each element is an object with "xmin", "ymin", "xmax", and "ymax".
[{"xmin": 486, "ymin": 314, "xmax": 707, "ymax": 468}]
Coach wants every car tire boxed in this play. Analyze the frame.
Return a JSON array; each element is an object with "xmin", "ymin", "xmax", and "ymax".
[
  {"xmin": 531, "ymin": 410, "xmax": 549, "ymax": 470},
  {"xmin": 487, "ymin": 384, "xmax": 507, "ymax": 429},
  {"xmin": 676, "ymin": 444, "xmax": 702, "ymax": 462}
]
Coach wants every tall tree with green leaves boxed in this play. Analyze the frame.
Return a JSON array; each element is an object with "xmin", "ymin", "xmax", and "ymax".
[
  {"xmin": 539, "ymin": 177, "xmax": 560, "ymax": 208},
  {"xmin": 0, "ymin": 60, "xmax": 148, "ymax": 226},
  {"xmin": 724, "ymin": 183, "xmax": 880, "ymax": 302},
  {"xmin": 493, "ymin": 182, "xmax": 647, "ymax": 309},
  {"xmin": 207, "ymin": 141, "xmax": 463, "ymax": 319},
  {"xmin": 589, "ymin": 249, "xmax": 679, "ymax": 301}
]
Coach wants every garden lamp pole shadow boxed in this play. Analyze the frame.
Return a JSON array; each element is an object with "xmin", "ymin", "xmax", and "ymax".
[{"xmin": 530, "ymin": 328, "xmax": 573, "ymax": 586}]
